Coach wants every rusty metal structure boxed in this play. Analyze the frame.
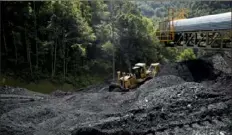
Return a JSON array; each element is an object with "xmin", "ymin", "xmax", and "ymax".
[{"xmin": 157, "ymin": 9, "xmax": 232, "ymax": 51}]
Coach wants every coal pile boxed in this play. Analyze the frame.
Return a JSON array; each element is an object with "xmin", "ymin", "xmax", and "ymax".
[
  {"xmin": 158, "ymin": 54, "xmax": 232, "ymax": 82},
  {"xmin": 1, "ymin": 54, "xmax": 232, "ymax": 135}
]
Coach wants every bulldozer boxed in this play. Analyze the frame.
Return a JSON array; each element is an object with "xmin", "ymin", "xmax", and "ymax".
[{"xmin": 109, "ymin": 63, "xmax": 160, "ymax": 92}]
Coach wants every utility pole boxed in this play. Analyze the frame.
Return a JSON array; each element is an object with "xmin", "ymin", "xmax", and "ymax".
[
  {"xmin": 110, "ymin": 0, "xmax": 115, "ymax": 81},
  {"xmin": 34, "ymin": 1, "xmax": 38, "ymax": 70}
]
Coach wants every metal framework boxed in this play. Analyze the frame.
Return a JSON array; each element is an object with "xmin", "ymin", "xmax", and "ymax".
[
  {"xmin": 157, "ymin": 9, "xmax": 232, "ymax": 51},
  {"xmin": 174, "ymin": 30, "xmax": 232, "ymax": 50},
  {"xmin": 157, "ymin": 8, "xmax": 174, "ymax": 42}
]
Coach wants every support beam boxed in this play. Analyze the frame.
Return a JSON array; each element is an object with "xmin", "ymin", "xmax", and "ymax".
[{"xmin": 172, "ymin": 30, "xmax": 232, "ymax": 51}]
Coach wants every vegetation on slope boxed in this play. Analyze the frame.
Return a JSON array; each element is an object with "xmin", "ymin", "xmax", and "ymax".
[
  {"xmin": 1, "ymin": 1, "xmax": 164, "ymax": 92},
  {"xmin": 136, "ymin": 1, "xmax": 231, "ymax": 20},
  {"xmin": 2, "ymin": 0, "xmax": 229, "ymax": 92}
]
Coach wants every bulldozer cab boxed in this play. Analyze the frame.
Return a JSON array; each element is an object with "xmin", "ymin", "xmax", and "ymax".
[
  {"xmin": 148, "ymin": 63, "xmax": 160, "ymax": 76},
  {"xmin": 132, "ymin": 66, "xmax": 140, "ymax": 78},
  {"xmin": 133, "ymin": 63, "xmax": 147, "ymax": 79}
]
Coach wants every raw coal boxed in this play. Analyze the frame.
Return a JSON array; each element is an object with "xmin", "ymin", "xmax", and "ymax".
[
  {"xmin": 1, "ymin": 54, "xmax": 232, "ymax": 135},
  {"xmin": 158, "ymin": 53, "xmax": 232, "ymax": 82}
]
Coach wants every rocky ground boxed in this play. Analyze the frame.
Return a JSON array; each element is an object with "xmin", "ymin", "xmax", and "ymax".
[{"xmin": 0, "ymin": 53, "xmax": 232, "ymax": 135}]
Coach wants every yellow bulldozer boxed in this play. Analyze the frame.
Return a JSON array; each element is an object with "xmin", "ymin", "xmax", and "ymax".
[{"xmin": 109, "ymin": 63, "xmax": 160, "ymax": 92}]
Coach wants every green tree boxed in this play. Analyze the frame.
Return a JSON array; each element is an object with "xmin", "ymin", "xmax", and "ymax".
[
  {"xmin": 3, "ymin": 0, "xmax": 225, "ymax": 92},
  {"xmin": 176, "ymin": 48, "xmax": 196, "ymax": 62}
]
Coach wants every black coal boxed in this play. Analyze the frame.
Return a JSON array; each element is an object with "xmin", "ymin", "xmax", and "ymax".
[{"xmin": 1, "ymin": 54, "xmax": 232, "ymax": 135}]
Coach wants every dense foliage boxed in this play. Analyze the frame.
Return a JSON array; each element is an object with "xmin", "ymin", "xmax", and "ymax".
[
  {"xmin": 136, "ymin": 1, "xmax": 231, "ymax": 20},
  {"xmin": 1, "ymin": 1, "xmax": 164, "ymax": 88},
  {"xmin": 1, "ymin": 1, "xmax": 230, "ymax": 90},
  {"xmin": 176, "ymin": 49, "xmax": 196, "ymax": 62}
]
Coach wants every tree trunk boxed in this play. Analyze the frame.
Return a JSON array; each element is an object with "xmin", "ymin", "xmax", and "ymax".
[
  {"xmin": 0, "ymin": 29, "xmax": 1, "ymax": 78},
  {"xmin": 0, "ymin": 39, "xmax": 2, "ymax": 77},
  {"xmin": 62, "ymin": 30, "xmax": 65, "ymax": 79},
  {"xmin": 63, "ymin": 51, "xmax": 65, "ymax": 80},
  {"xmin": 3, "ymin": 27, "xmax": 8, "ymax": 54},
  {"xmin": 34, "ymin": 1, "xmax": 38, "ymax": 69},
  {"xmin": 65, "ymin": 49, "xmax": 69, "ymax": 76},
  {"xmin": 51, "ymin": 42, "xmax": 54, "ymax": 78},
  {"xmin": 52, "ymin": 38, "xmax": 57, "ymax": 78},
  {"xmin": 110, "ymin": 0, "xmax": 115, "ymax": 80},
  {"xmin": 12, "ymin": 32, "xmax": 18, "ymax": 65},
  {"xmin": 25, "ymin": 28, "xmax": 33, "ymax": 78},
  {"xmin": 126, "ymin": 38, "xmax": 131, "ymax": 73},
  {"xmin": 76, "ymin": 55, "xmax": 78, "ymax": 75},
  {"xmin": 62, "ymin": 33, "xmax": 66, "ymax": 80},
  {"xmin": 0, "ymin": 2, "xmax": 1, "ymax": 77},
  {"xmin": 125, "ymin": 56, "xmax": 131, "ymax": 73}
]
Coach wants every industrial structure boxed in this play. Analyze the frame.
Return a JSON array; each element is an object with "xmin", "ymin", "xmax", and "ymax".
[{"xmin": 157, "ymin": 9, "xmax": 232, "ymax": 51}]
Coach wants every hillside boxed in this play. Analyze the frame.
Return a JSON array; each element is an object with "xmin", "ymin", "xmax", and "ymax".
[{"xmin": 136, "ymin": 1, "xmax": 231, "ymax": 20}]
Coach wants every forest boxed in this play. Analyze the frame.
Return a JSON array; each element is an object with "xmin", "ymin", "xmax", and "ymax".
[
  {"xmin": 1, "ymin": 0, "xmax": 231, "ymax": 93},
  {"xmin": 137, "ymin": 1, "xmax": 231, "ymax": 20}
]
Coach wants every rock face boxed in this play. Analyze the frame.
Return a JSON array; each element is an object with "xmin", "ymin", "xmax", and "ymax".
[{"xmin": 1, "ymin": 54, "xmax": 232, "ymax": 135}]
